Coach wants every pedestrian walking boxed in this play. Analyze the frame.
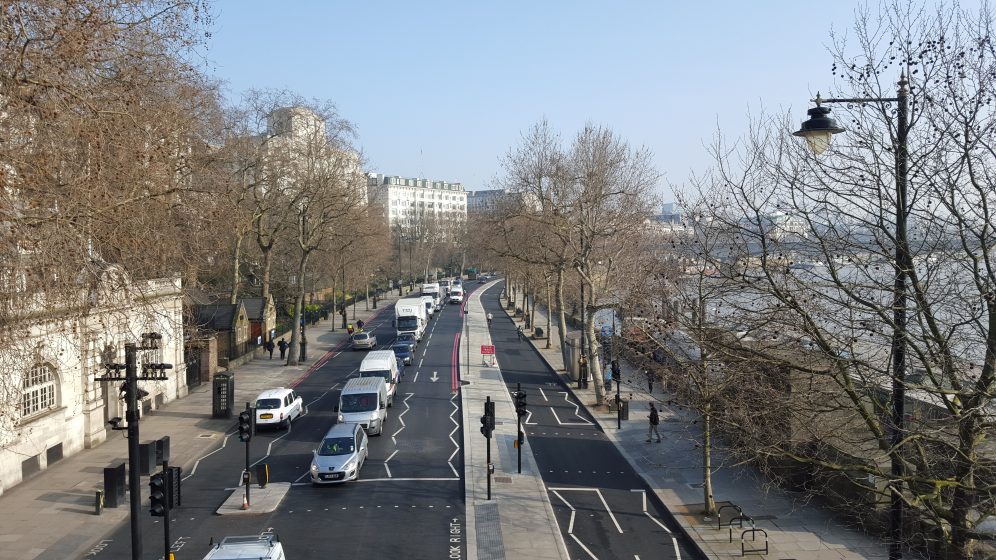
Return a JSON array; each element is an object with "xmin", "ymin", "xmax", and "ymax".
[
  {"xmin": 264, "ymin": 340, "xmax": 275, "ymax": 359},
  {"xmin": 487, "ymin": 312, "xmax": 493, "ymax": 326},
  {"xmin": 516, "ymin": 325, "xmax": 523, "ymax": 341},
  {"xmin": 278, "ymin": 338, "xmax": 288, "ymax": 359},
  {"xmin": 646, "ymin": 369, "xmax": 654, "ymax": 393},
  {"xmin": 646, "ymin": 403, "xmax": 661, "ymax": 443}
]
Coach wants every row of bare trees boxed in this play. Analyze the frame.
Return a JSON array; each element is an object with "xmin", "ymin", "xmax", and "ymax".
[
  {"xmin": 475, "ymin": 3, "xmax": 995, "ymax": 558},
  {"xmin": 0, "ymin": 1, "xmax": 398, "ymax": 438},
  {"xmin": 469, "ymin": 121, "xmax": 661, "ymax": 405}
]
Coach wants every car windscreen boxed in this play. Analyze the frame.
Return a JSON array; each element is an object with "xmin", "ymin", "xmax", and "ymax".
[
  {"xmin": 352, "ymin": 333, "xmax": 368, "ymax": 340},
  {"xmin": 256, "ymin": 398, "xmax": 282, "ymax": 410},
  {"xmin": 361, "ymin": 370, "xmax": 392, "ymax": 383},
  {"xmin": 397, "ymin": 317, "xmax": 419, "ymax": 330},
  {"xmin": 392, "ymin": 345, "xmax": 410, "ymax": 356},
  {"xmin": 318, "ymin": 437, "xmax": 355, "ymax": 456},
  {"xmin": 340, "ymin": 393, "xmax": 378, "ymax": 413}
]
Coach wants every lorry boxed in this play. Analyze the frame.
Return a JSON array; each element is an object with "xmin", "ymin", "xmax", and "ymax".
[
  {"xmin": 395, "ymin": 297, "xmax": 427, "ymax": 341},
  {"xmin": 421, "ymin": 282, "xmax": 442, "ymax": 310}
]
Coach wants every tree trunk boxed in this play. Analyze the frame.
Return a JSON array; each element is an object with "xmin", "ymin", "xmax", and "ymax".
[
  {"xmin": 530, "ymin": 288, "xmax": 537, "ymax": 331},
  {"xmin": 948, "ymin": 431, "xmax": 976, "ymax": 560},
  {"xmin": 545, "ymin": 277, "xmax": 552, "ymax": 349},
  {"xmin": 286, "ymin": 255, "xmax": 309, "ymax": 366},
  {"xmin": 260, "ymin": 246, "xmax": 273, "ymax": 302},
  {"xmin": 702, "ymin": 403, "xmax": 716, "ymax": 516},
  {"xmin": 230, "ymin": 230, "xmax": 243, "ymax": 304},
  {"xmin": 556, "ymin": 268, "xmax": 569, "ymax": 369},
  {"xmin": 585, "ymin": 305, "xmax": 604, "ymax": 404}
]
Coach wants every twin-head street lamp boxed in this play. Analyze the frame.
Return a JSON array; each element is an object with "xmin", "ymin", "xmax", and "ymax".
[{"xmin": 794, "ymin": 74, "xmax": 910, "ymax": 560}]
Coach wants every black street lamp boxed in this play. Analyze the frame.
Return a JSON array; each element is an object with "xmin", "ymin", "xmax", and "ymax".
[{"xmin": 794, "ymin": 74, "xmax": 910, "ymax": 560}]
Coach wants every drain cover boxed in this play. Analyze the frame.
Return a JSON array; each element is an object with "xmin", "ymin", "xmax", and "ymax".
[{"xmin": 494, "ymin": 476, "xmax": 513, "ymax": 484}]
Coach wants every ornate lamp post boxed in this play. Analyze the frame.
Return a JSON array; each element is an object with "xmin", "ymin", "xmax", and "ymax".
[{"xmin": 794, "ymin": 74, "xmax": 910, "ymax": 560}]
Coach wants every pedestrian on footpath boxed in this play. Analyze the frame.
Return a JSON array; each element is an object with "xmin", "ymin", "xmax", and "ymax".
[
  {"xmin": 264, "ymin": 340, "xmax": 275, "ymax": 359},
  {"xmin": 487, "ymin": 312, "xmax": 493, "ymax": 327},
  {"xmin": 278, "ymin": 338, "xmax": 288, "ymax": 359},
  {"xmin": 646, "ymin": 369, "xmax": 654, "ymax": 393},
  {"xmin": 646, "ymin": 403, "xmax": 661, "ymax": 443},
  {"xmin": 517, "ymin": 325, "xmax": 523, "ymax": 341}
]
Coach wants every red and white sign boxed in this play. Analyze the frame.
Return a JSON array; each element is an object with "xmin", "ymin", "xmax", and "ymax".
[{"xmin": 481, "ymin": 345, "xmax": 495, "ymax": 355}]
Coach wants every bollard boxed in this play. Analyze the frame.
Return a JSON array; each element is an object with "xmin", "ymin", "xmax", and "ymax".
[{"xmin": 95, "ymin": 490, "xmax": 104, "ymax": 515}]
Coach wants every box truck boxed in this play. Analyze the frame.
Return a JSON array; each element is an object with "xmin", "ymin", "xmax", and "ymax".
[{"xmin": 395, "ymin": 297, "xmax": 427, "ymax": 341}]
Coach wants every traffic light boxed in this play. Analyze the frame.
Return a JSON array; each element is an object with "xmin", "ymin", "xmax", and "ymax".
[
  {"xmin": 480, "ymin": 400, "xmax": 495, "ymax": 438},
  {"xmin": 611, "ymin": 360, "xmax": 621, "ymax": 381},
  {"xmin": 513, "ymin": 391, "xmax": 527, "ymax": 417},
  {"xmin": 238, "ymin": 410, "xmax": 252, "ymax": 442},
  {"xmin": 480, "ymin": 414, "xmax": 492, "ymax": 438},
  {"xmin": 149, "ymin": 471, "xmax": 167, "ymax": 517}
]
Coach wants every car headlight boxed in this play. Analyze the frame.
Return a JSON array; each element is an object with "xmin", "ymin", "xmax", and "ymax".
[
  {"xmin": 310, "ymin": 462, "xmax": 318, "ymax": 473},
  {"xmin": 342, "ymin": 458, "xmax": 357, "ymax": 471}
]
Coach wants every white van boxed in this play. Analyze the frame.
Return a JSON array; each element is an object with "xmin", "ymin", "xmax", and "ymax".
[
  {"xmin": 337, "ymin": 377, "xmax": 388, "ymax": 436},
  {"xmin": 359, "ymin": 350, "xmax": 400, "ymax": 406},
  {"xmin": 421, "ymin": 295, "xmax": 436, "ymax": 317},
  {"xmin": 202, "ymin": 534, "xmax": 285, "ymax": 560},
  {"xmin": 449, "ymin": 285, "xmax": 464, "ymax": 304}
]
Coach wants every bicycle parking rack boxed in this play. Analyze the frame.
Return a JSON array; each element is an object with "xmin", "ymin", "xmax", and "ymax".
[
  {"xmin": 728, "ymin": 515, "xmax": 755, "ymax": 543},
  {"xmin": 740, "ymin": 528, "xmax": 768, "ymax": 556},
  {"xmin": 717, "ymin": 503, "xmax": 744, "ymax": 530}
]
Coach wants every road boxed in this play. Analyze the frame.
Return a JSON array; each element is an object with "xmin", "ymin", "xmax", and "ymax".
[
  {"xmin": 90, "ymin": 288, "xmax": 473, "ymax": 560},
  {"xmin": 480, "ymin": 286, "xmax": 698, "ymax": 560}
]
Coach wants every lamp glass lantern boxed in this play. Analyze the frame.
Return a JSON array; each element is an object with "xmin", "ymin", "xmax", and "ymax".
[{"xmin": 793, "ymin": 97, "xmax": 845, "ymax": 155}]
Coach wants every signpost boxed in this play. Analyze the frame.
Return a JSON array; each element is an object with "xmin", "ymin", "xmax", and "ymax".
[{"xmin": 481, "ymin": 345, "xmax": 495, "ymax": 367}]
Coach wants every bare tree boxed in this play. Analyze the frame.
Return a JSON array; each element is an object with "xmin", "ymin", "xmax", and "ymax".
[{"xmin": 683, "ymin": 3, "xmax": 996, "ymax": 557}]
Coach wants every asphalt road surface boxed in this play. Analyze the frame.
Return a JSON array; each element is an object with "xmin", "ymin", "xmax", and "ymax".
[
  {"xmin": 89, "ymin": 287, "xmax": 474, "ymax": 560},
  {"xmin": 480, "ymin": 286, "xmax": 699, "ymax": 560}
]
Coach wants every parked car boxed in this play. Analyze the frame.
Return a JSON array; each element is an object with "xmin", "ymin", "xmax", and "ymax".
[
  {"xmin": 395, "ymin": 332, "xmax": 417, "ymax": 351},
  {"xmin": 351, "ymin": 331, "xmax": 377, "ymax": 350},
  {"xmin": 392, "ymin": 343, "xmax": 413, "ymax": 366},
  {"xmin": 477, "ymin": 277, "xmax": 487, "ymax": 284},
  {"xmin": 310, "ymin": 422, "xmax": 368, "ymax": 485},
  {"xmin": 254, "ymin": 388, "xmax": 304, "ymax": 430}
]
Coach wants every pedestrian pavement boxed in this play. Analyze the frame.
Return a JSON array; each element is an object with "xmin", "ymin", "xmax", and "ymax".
[
  {"xmin": 506, "ymin": 289, "xmax": 902, "ymax": 560},
  {"xmin": 0, "ymin": 287, "xmax": 410, "ymax": 560}
]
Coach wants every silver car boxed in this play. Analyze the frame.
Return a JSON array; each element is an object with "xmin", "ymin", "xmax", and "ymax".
[
  {"xmin": 310, "ymin": 422, "xmax": 368, "ymax": 485},
  {"xmin": 351, "ymin": 331, "xmax": 377, "ymax": 350}
]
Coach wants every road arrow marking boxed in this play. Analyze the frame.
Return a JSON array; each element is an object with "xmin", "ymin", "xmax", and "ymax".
[{"xmin": 430, "ymin": 371, "xmax": 439, "ymax": 382}]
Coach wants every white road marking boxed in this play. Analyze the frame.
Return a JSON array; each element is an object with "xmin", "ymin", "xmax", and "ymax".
[
  {"xmin": 539, "ymin": 387, "xmax": 549, "ymax": 402},
  {"xmin": 447, "ymin": 394, "xmax": 461, "ymax": 476},
  {"xmin": 430, "ymin": 371, "xmax": 439, "ymax": 382},
  {"xmin": 550, "ymin": 407, "xmax": 594, "ymax": 426},
  {"xmin": 413, "ymin": 370, "xmax": 420, "ymax": 382},
  {"xmin": 672, "ymin": 537, "xmax": 681, "ymax": 559}
]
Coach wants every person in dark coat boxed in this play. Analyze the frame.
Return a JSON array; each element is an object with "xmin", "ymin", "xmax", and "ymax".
[
  {"xmin": 277, "ymin": 338, "xmax": 288, "ymax": 359},
  {"xmin": 264, "ymin": 340, "xmax": 275, "ymax": 359},
  {"xmin": 647, "ymin": 403, "xmax": 661, "ymax": 443}
]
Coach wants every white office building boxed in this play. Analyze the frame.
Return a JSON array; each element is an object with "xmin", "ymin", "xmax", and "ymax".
[{"xmin": 366, "ymin": 173, "xmax": 467, "ymax": 227}]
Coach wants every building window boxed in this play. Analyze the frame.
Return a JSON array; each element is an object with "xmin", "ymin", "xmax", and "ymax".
[{"xmin": 22, "ymin": 363, "xmax": 57, "ymax": 419}]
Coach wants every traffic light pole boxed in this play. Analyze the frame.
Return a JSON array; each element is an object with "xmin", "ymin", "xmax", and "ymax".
[
  {"xmin": 162, "ymin": 460, "xmax": 171, "ymax": 560},
  {"xmin": 243, "ymin": 402, "xmax": 251, "ymax": 508},
  {"xmin": 485, "ymin": 397, "xmax": 492, "ymax": 500},
  {"xmin": 516, "ymin": 383, "xmax": 522, "ymax": 474},
  {"xmin": 124, "ymin": 344, "xmax": 142, "ymax": 560}
]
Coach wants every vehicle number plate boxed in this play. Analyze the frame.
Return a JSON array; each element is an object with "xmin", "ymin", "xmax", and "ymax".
[
  {"xmin": 260, "ymin": 413, "xmax": 273, "ymax": 419},
  {"xmin": 321, "ymin": 473, "xmax": 343, "ymax": 480}
]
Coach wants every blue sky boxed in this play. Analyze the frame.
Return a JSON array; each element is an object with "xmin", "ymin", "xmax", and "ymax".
[{"xmin": 203, "ymin": 1, "xmax": 899, "ymax": 201}]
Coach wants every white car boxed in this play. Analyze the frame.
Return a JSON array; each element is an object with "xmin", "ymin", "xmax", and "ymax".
[{"xmin": 254, "ymin": 387, "xmax": 304, "ymax": 430}]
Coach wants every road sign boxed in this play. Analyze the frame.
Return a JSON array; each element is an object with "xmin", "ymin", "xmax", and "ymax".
[{"xmin": 481, "ymin": 345, "xmax": 495, "ymax": 355}]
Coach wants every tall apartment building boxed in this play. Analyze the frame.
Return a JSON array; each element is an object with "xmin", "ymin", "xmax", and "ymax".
[
  {"xmin": 366, "ymin": 173, "xmax": 468, "ymax": 228},
  {"xmin": 264, "ymin": 107, "xmax": 367, "ymax": 205},
  {"xmin": 466, "ymin": 189, "xmax": 508, "ymax": 214}
]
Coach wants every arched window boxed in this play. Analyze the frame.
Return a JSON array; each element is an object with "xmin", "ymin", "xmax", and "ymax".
[{"xmin": 22, "ymin": 363, "xmax": 57, "ymax": 419}]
